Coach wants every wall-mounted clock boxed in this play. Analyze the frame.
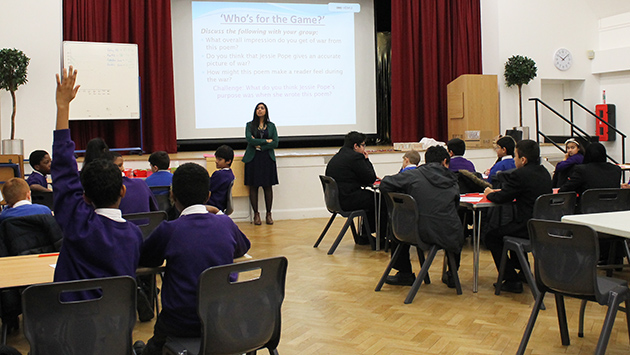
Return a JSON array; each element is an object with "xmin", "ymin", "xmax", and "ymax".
[{"xmin": 554, "ymin": 48, "xmax": 572, "ymax": 71}]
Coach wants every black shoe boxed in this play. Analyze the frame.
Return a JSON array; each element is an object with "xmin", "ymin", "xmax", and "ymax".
[
  {"xmin": 385, "ymin": 272, "xmax": 416, "ymax": 286},
  {"xmin": 133, "ymin": 340, "xmax": 146, "ymax": 355},
  {"xmin": 354, "ymin": 234, "xmax": 371, "ymax": 245},
  {"xmin": 493, "ymin": 280, "xmax": 523, "ymax": 294},
  {"xmin": 136, "ymin": 287, "xmax": 155, "ymax": 322},
  {"xmin": 516, "ymin": 271, "xmax": 528, "ymax": 284},
  {"xmin": 442, "ymin": 271, "xmax": 456, "ymax": 289}
]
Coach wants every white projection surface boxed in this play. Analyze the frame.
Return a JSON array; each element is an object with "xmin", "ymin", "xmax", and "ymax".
[{"xmin": 172, "ymin": 0, "xmax": 377, "ymax": 141}]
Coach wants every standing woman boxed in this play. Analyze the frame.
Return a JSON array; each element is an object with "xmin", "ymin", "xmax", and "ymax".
[{"xmin": 243, "ymin": 102, "xmax": 279, "ymax": 225}]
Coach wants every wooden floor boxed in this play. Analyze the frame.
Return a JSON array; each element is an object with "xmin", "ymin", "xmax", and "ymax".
[{"xmin": 7, "ymin": 217, "xmax": 630, "ymax": 354}]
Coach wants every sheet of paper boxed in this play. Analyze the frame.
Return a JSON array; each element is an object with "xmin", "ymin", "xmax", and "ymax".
[{"xmin": 460, "ymin": 196, "xmax": 483, "ymax": 203}]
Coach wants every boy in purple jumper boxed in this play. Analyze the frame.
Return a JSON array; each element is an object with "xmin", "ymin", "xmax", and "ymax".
[
  {"xmin": 113, "ymin": 153, "xmax": 159, "ymax": 215},
  {"xmin": 207, "ymin": 144, "xmax": 235, "ymax": 212},
  {"xmin": 26, "ymin": 150, "xmax": 52, "ymax": 192},
  {"xmin": 447, "ymin": 138, "xmax": 476, "ymax": 173},
  {"xmin": 52, "ymin": 67, "xmax": 143, "ymax": 283},
  {"xmin": 139, "ymin": 162, "xmax": 250, "ymax": 355}
]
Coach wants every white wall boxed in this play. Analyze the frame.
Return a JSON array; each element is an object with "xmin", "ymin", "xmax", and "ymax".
[{"xmin": 0, "ymin": 0, "xmax": 62, "ymax": 157}]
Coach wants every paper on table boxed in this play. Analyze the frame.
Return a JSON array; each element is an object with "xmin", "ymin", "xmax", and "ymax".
[{"xmin": 460, "ymin": 196, "xmax": 483, "ymax": 203}]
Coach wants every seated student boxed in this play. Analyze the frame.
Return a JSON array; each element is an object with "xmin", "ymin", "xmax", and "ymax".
[
  {"xmin": 485, "ymin": 136, "xmax": 516, "ymax": 184},
  {"xmin": 0, "ymin": 178, "xmax": 52, "ymax": 222},
  {"xmin": 559, "ymin": 142, "xmax": 621, "ymax": 196},
  {"xmin": 379, "ymin": 146, "xmax": 464, "ymax": 287},
  {"xmin": 484, "ymin": 139, "xmax": 552, "ymax": 293},
  {"xmin": 447, "ymin": 138, "xmax": 476, "ymax": 173},
  {"xmin": 145, "ymin": 151, "xmax": 173, "ymax": 190},
  {"xmin": 208, "ymin": 145, "xmax": 235, "ymax": 211},
  {"xmin": 399, "ymin": 150, "xmax": 420, "ymax": 173},
  {"xmin": 138, "ymin": 163, "xmax": 251, "ymax": 355},
  {"xmin": 26, "ymin": 150, "xmax": 52, "ymax": 192},
  {"xmin": 113, "ymin": 152, "xmax": 159, "ymax": 215},
  {"xmin": 83, "ymin": 137, "xmax": 111, "ymax": 167},
  {"xmin": 552, "ymin": 138, "xmax": 584, "ymax": 188},
  {"xmin": 52, "ymin": 66, "xmax": 143, "ymax": 283}
]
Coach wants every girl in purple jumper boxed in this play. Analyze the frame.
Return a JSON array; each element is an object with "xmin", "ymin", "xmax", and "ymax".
[{"xmin": 552, "ymin": 138, "xmax": 584, "ymax": 188}]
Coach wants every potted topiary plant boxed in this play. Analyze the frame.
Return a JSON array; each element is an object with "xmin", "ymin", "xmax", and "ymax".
[
  {"xmin": 0, "ymin": 48, "xmax": 30, "ymax": 155},
  {"xmin": 504, "ymin": 55, "xmax": 537, "ymax": 138}
]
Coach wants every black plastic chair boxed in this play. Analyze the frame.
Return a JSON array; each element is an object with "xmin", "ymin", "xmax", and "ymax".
[
  {"xmin": 224, "ymin": 179, "xmax": 235, "ymax": 216},
  {"xmin": 495, "ymin": 192, "xmax": 577, "ymax": 307},
  {"xmin": 123, "ymin": 211, "xmax": 167, "ymax": 239},
  {"xmin": 30, "ymin": 190, "xmax": 54, "ymax": 210},
  {"xmin": 149, "ymin": 185, "xmax": 172, "ymax": 212},
  {"xmin": 313, "ymin": 175, "xmax": 372, "ymax": 255},
  {"xmin": 22, "ymin": 276, "xmax": 137, "ymax": 355},
  {"xmin": 375, "ymin": 193, "xmax": 462, "ymax": 304},
  {"xmin": 163, "ymin": 256, "xmax": 288, "ymax": 355},
  {"xmin": 517, "ymin": 219, "xmax": 630, "ymax": 355}
]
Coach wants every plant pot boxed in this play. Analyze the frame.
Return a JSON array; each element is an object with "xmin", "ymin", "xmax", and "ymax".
[{"xmin": 2, "ymin": 139, "xmax": 24, "ymax": 155}]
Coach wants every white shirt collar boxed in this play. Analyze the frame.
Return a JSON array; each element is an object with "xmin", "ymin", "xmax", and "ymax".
[
  {"xmin": 95, "ymin": 208, "xmax": 126, "ymax": 222},
  {"xmin": 501, "ymin": 155, "xmax": 513, "ymax": 161},
  {"xmin": 33, "ymin": 170, "xmax": 44, "ymax": 176},
  {"xmin": 12, "ymin": 200, "xmax": 32, "ymax": 208},
  {"xmin": 180, "ymin": 204, "xmax": 209, "ymax": 216}
]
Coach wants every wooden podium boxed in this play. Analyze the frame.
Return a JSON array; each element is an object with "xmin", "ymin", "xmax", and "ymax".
[{"xmin": 447, "ymin": 75, "xmax": 499, "ymax": 148}]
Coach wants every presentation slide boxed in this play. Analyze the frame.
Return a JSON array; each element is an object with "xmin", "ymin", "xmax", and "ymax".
[{"xmin": 172, "ymin": 0, "xmax": 376, "ymax": 141}]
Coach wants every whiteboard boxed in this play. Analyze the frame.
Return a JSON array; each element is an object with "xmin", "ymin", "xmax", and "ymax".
[{"xmin": 63, "ymin": 41, "xmax": 140, "ymax": 120}]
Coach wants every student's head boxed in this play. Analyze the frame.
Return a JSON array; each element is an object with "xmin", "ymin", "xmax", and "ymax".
[
  {"xmin": 514, "ymin": 139, "xmax": 540, "ymax": 168},
  {"xmin": 1, "ymin": 178, "xmax": 30, "ymax": 207},
  {"xmin": 171, "ymin": 162, "xmax": 210, "ymax": 209},
  {"xmin": 84, "ymin": 138, "xmax": 111, "ymax": 167},
  {"xmin": 402, "ymin": 150, "xmax": 421, "ymax": 168},
  {"xmin": 495, "ymin": 136, "xmax": 516, "ymax": 159},
  {"xmin": 29, "ymin": 150, "xmax": 51, "ymax": 175},
  {"xmin": 343, "ymin": 131, "xmax": 367, "ymax": 151},
  {"xmin": 447, "ymin": 138, "xmax": 466, "ymax": 157},
  {"xmin": 425, "ymin": 146, "xmax": 450, "ymax": 167},
  {"xmin": 80, "ymin": 158, "xmax": 125, "ymax": 208},
  {"xmin": 111, "ymin": 152, "xmax": 124, "ymax": 172},
  {"xmin": 214, "ymin": 145, "xmax": 234, "ymax": 169},
  {"xmin": 583, "ymin": 142, "xmax": 607, "ymax": 164},
  {"xmin": 149, "ymin": 151, "xmax": 170, "ymax": 171},
  {"xmin": 252, "ymin": 102, "xmax": 269, "ymax": 124},
  {"xmin": 564, "ymin": 138, "xmax": 585, "ymax": 157}
]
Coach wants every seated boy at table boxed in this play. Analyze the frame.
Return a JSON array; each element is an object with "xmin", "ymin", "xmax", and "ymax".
[
  {"xmin": 113, "ymin": 152, "xmax": 159, "ymax": 215},
  {"xmin": 26, "ymin": 150, "xmax": 52, "ymax": 192},
  {"xmin": 138, "ymin": 162, "xmax": 251, "ymax": 355},
  {"xmin": 399, "ymin": 150, "xmax": 420, "ymax": 173},
  {"xmin": 447, "ymin": 138, "xmax": 476, "ymax": 173},
  {"xmin": 207, "ymin": 144, "xmax": 235, "ymax": 211},
  {"xmin": 145, "ymin": 151, "xmax": 173, "ymax": 191},
  {"xmin": 483, "ymin": 139, "xmax": 552, "ymax": 293},
  {"xmin": 0, "ymin": 178, "xmax": 52, "ymax": 222},
  {"xmin": 52, "ymin": 67, "xmax": 143, "ymax": 283}
]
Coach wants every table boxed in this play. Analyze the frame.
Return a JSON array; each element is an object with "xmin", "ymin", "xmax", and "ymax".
[
  {"xmin": 372, "ymin": 180, "xmax": 382, "ymax": 251},
  {"xmin": 459, "ymin": 193, "xmax": 496, "ymax": 293},
  {"xmin": 561, "ymin": 211, "xmax": 630, "ymax": 239}
]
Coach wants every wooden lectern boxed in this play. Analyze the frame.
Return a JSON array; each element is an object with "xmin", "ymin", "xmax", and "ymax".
[{"xmin": 447, "ymin": 75, "xmax": 499, "ymax": 148}]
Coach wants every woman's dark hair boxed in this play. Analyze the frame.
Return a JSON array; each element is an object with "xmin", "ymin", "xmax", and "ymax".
[
  {"xmin": 84, "ymin": 138, "xmax": 112, "ymax": 167},
  {"xmin": 583, "ymin": 142, "xmax": 607, "ymax": 164},
  {"xmin": 250, "ymin": 102, "xmax": 270, "ymax": 136},
  {"xmin": 172, "ymin": 163, "xmax": 210, "ymax": 208}
]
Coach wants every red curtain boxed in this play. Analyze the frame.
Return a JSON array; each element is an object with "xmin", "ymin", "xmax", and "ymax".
[
  {"xmin": 390, "ymin": 0, "xmax": 482, "ymax": 143},
  {"xmin": 63, "ymin": 0, "xmax": 177, "ymax": 153}
]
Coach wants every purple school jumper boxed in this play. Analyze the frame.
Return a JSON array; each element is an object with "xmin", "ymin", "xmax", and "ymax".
[
  {"xmin": 449, "ymin": 156, "xmax": 476, "ymax": 173},
  {"xmin": 52, "ymin": 129, "xmax": 143, "ymax": 282},
  {"xmin": 139, "ymin": 206, "xmax": 251, "ymax": 334},
  {"xmin": 208, "ymin": 168, "xmax": 235, "ymax": 211},
  {"xmin": 119, "ymin": 176, "xmax": 159, "ymax": 215},
  {"xmin": 26, "ymin": 171, "xmax": 48, "ymax": 189}
]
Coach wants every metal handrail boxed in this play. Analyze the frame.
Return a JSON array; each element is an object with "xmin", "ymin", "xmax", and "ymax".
[{"xmin": 529, "ymin": 98, "xmax": 595, "ymax": 152}]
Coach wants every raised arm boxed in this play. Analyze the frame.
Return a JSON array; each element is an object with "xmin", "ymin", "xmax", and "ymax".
[{"xmin": 55, "ymin": 66, "xmax": 80, "ymax": 130}]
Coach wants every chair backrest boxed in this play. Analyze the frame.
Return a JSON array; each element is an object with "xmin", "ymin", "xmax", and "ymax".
[
  {"xmin": 533, "ymin": 192, "xmax": 577, "ymax": 221},
  {"xmin": 387, "ymin": 192, "xmax": 427, "ymax": 248},
  {"xmin": 30, "ymin": 190, "xmax": 54, "ymax": 210},
  {"xmin": 123, "ymin": 211, "xmax": 167, "ymax": 239},
  {"xmin": 0, "ymin": 214, "xmax": 63, "ymax": 256},
  {"xmin": 319, "ymin": 175, "xmax": 343, "ymax": 214},
  {"xmin": 528, "ymin": 219, "xmax": 599, "ymax": 297},
  {"xmin": 580, "ymin": 188, "xmax": 630, "ymax": 214},
  {"xmin": 224, "ymin": 179, "xmax": 235, "ymax": 215},
  {"xmin": 149, "ymin": 185, "xmax": 172, "ymax": 212},
  {"xmin": 22, "ymin": 276, "xmax": 137, "ymax": 355},
  {"xmin": 197, "ymin": 256, "xmax": 288, "ymax": 355}
]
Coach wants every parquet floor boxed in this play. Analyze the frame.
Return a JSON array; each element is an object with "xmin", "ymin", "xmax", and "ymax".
[{"xmin": 7, "ymin": 217, "xmax": 630, "ymax": 354}]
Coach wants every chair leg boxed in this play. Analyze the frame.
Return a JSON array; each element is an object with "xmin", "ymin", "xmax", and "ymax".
[
  {"xmin": 578, "ymin": 299, "xmax": 588, "ymax": 338},
  {"xmin": 1, "ymin": 323, "xmax": 7, "ymax": 345},
  {"xmin": 327, "ymin": 215, "xmax": 354, "ymax": 255},
  {"xmin": 446, "ymin": 252, "xmax": 462, "ymax": 295},
  {"xmin": 625, "ymin": 298, "xmax": 630, "ymax": 345},
  {"xmin": 555, "ymin": 294, "xmax": 570, "ymax": 346},
  {"xmin": 314, "ymin": 213, "xmax": 337, "ymax": 248},
  {"xmin": 404, "ymin": 246, "xmax": 438, "ymax": 304},
  {"xmin": 595, "ymin": 292, "xmax": 623, "ymax": 355},
  {"xmin": 375, "ymin": 244, "xmax": 404, "ymax": 291},
  {"xmin": 516, "ymin": 291, "xmax": 546, "ymax": 355},
  {"xmin": 495, "ymin": 243, "xmax": 510, "ymax": 295},
  {"xmin": 415, "ymin": 247, "xmax": 430, "ymax": 285},
  {"xmin": 513, "ymin": 246, "xmax": 545, "ymax": 310}
]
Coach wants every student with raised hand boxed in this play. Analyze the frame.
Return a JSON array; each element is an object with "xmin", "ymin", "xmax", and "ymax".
[
  {"xmin": 51, "ymin": 67, "xmax": 143, "ymax": 283},
  {"xmin": 137, "ymin": 162, "xmax": 250, "ymax": 355},
  {"xmin": 26, "ymin": 150, "xmax": 52, "ymax": 192}
]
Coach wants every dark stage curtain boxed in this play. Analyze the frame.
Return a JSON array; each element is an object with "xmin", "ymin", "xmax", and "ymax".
[
  {"xmin": 390, "ymin": 0, "xmax": 482, "ymax": 143},
  {"xmin": 63, "ymin": 0, "xmax": 177, "ymax": 153}
]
